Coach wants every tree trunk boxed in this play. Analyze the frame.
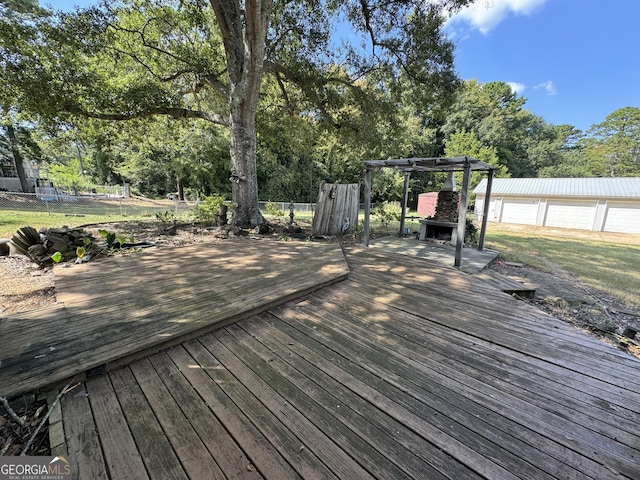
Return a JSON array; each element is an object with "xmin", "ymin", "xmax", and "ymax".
[
  {"xmin": 211, "ymin": 0, "xmax": 271, "ymax": 228},
  {"xmin": 5, "ymin": 122, "xmax": 32, "ymax": 193},
  {"xmin": 229, "ymin": 101, "xmax": 264, "ymax": 227},
  {"xmin": 177, "ymin": 174, "xmax": 185, "ymax": 201}
]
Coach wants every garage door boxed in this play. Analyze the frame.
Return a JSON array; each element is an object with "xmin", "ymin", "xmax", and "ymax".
[
  {"xmin": 604, "ymin": 203, "xmax": 640, "ymax": 234},
  {"xmin": 500, "ymin": 199, "xmax": 539, "ymax": 225},
  {"xmin": 545, "ymin": 201, "xmax": 596, "ymax": 230}
]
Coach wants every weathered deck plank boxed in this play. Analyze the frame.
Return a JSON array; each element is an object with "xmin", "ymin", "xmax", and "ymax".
[
  {"xmin": 85, "ymin": 375, "xmax": 149, "ymax": 480},
  {"xmin": 236, "ymin": 316, "xmax": 481, "ymax": 480},
  {"xmin": 202, "ymin": 330, "xmax": 376, "ymax": 480},
  {"xmin": 0, "ymin": 241, "xmax": 348, "ymax": 398},
  {"xmin": 46, "ymin": 245, "xmax": 640, "ymax": 479},
  {"xmin": 345, "ymin": 249, "xmax": 640, "ymax": 386},
  {"xmin": 278, "ymin": 291, "xmax": 637, "ymax": 479},
  {"xmin": 168, "ymin": 343, "xmax": 302, "ymax": 480},
  {"xmin": 313, "ymin": 286, "xmax": 640, "ymax": 444},
  {"xmin": 109, "ymin": 367, "xmax": 188, "ymax": 480},
  {"xmin": 147, "ymin": 351, "xmax": 264, "ymax": 480},
  {"xmin": 59, "ymin": 383, "xmax": 109, "ymax": 480}
]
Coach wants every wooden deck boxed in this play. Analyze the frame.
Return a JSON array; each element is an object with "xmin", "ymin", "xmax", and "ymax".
[
  {"xmin": 51, "ymin": 246, "xmax": 640, "ymax": 479},
  {"xmin": 0, "ymin": 240, "xmax": 348, "ymax": 398}
]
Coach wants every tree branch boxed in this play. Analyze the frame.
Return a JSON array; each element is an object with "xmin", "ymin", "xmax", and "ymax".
[
  {"xmin": 201, "ymin": 71, "xmax": 229, "ymax": 97},
  {"xmin": 209, "ymin": 0, "xmax": 245, "ymax": 85},
  {"xmin": 359, "ymin": 0, "xmax": 376, "ymax": 54},
  {"xmin": 107, "ymin": 19, "xmax": 199, "ymax": 71},
  {"xmin": 20, "ymin": 378, "xmax": 77, "ymax": 456},
  {"xmin": 0, "ymin": 396, "xmax": 27, "ymax": 427},
  {"xmin": 74, "ymin": 105, "xmax": 230, "ymax": 127}
]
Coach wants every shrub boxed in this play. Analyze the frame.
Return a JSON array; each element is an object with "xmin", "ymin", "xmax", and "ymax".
[
  {"xmin": 373, "ymin": 201, "xmax": 402, "ymax": 229},
  {"xmin": 465, "ymin": 219, "xmax": 478, "ymax": 245},
  {"xmin": 265, "ymin": 201, "xmax": 285, "ymax": 217},
  {"xmin": 155, "ymin": 210, "xmax": 175, "ymax": 222},
  {"xmin": 193, "ymin": 195, "xmax": 227, "ymax": 225}
]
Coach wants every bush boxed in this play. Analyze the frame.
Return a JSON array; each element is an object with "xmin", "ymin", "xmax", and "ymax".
[
  {"xmin": 373, "ymin": 201, "xmax": 402, "ymax": 229},
  {"xmin": 193, "ymin": 195, "xmax": 227, "ymax": 225},
  {"xmin": 265, "ymin": 201, "xmax": 285, "ymax": 217},
  {"xmin": 155, "ymin": 210, "xmax": 175, "ymax": 222},
  {"xmin": 465, "ymin": 219, "xmax": 478, "ymax": 245}
]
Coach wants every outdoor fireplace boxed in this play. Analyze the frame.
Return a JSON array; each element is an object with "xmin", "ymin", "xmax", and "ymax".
[{"xmin": 419, "ymin": 172, "xmax": 459, "ymax": 244}]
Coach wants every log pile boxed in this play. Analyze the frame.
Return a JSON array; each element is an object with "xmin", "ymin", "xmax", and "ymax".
[{"xmin": 11, "ymin": 226, "xmax": 97, "ymax": 266}]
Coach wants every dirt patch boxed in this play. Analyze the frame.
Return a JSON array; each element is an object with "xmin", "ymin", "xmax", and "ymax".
[
  {"xmin": 490, "ymin": 260, "xmax": 640, "ymax": 358},
  {"xmin": 0, "ymin": 257, "xmax": 55, "ymax": 316}
]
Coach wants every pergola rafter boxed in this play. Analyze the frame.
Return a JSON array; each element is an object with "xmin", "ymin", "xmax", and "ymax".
[{"xmin": 363, "ymin": 156, "xmax": 495, "ymax": 268}]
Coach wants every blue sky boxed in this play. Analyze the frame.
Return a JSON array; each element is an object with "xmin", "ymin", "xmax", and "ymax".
[
  {"xmin": 446, "ymin": 0, "xmax": 640, "ymax": 132},
  {"xmin": 45, "ymin": 0, "xmax": 639, "ymax": 133}
]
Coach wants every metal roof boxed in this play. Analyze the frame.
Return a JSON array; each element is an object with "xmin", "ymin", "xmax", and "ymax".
[
  {"xmin": 364, "ymin": 156, "xmax": 495, "ymax": 172},
  {"xmin": 474, "ymin": 177, "xmax": 640, "ymax": 199}
]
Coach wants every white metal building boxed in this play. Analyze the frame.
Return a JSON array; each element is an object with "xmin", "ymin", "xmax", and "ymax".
[{"xmin": 474, "ymin": 177, "xmax": 640, "ymax": 234}]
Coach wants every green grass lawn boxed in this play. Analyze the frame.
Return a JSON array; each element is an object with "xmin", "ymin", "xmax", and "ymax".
[
  {"xmin": 484, "ymin": 226, "xmax": 640, "ymax": 309},
  {"xmin": 0, "ymin": 211, "xmax": 139, "ymax": 239},
  {"xmin": 0, "ymin": 197, "xmax": 194, "ymax": 238}
]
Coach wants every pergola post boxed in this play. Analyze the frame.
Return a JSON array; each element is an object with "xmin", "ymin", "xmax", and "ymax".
[
  {"xmin": 398, "ymin": 171, "xmax": 411, "ymax": 236},
  {"xmin": 478, "ymin": 168, "xmax": 494, "ymax": 251},
  {"xmin": 455, "ymin": 159, "xmax": 471, "ymax": 268},
  {"xmin": 364, "ymin": 167, "xmax": 372, "ymax": 246}
]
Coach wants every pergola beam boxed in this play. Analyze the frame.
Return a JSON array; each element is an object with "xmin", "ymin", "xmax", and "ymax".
[
  {"xmin": 478, "ymin": 168, "xmax": 494, "ymax": 250},
  {"xmin": 364, "ymin": 167, "xmax": 372, "ymax": 246},
  {"xmin": 399, "ymin": 171, "xmax": 411, "ymax": 237},
  {"xmin": 454, "ymin": 158, "xmax": 471, "ymax": 268}
]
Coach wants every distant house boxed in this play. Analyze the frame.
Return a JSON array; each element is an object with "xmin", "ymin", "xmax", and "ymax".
[
  {"xmin": 473, "ymin": 177, "xmax": 640, "ymax": 234},
  {"xmin": 0, "ymin": 155, "xmax": 39, "ymax": 193}
]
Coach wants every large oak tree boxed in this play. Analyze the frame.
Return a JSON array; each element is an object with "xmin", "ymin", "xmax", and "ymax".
[{"xmin": 3, "ymin": 0, "xmax": 472, "ymax": 226}]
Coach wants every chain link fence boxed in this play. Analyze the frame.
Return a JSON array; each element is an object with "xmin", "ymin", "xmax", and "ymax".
[
  {"xmin": 1, "ymin": 192, "xmax": 420, "ymax": 239},
  {"xmin": 0, "ymin": 192, "xmax": 318, "ymax": 221},
  {"xmin": 0, "ymin": 191, "xmax": 198, "ymax": 219}
]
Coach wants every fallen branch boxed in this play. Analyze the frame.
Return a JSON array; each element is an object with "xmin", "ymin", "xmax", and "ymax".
[
  {"xmin": 0, "ymin": 438, "xmax": 12, "ymax": 456},
  {"xmin": 20, "ymin": 378, "xmax": 76, "ymax": 456},
  {"xmin": 0, "ymin": 396, "xmax": 27, "ymax": 428},
  {"xmin": 579, "ymin": 284, "xmax": 615, "ymax": 324}
]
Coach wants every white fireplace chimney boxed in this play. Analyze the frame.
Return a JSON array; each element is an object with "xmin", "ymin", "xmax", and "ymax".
[{"xmin": 442, "ymin": 171, "xmax": 456, "ymax": 192}]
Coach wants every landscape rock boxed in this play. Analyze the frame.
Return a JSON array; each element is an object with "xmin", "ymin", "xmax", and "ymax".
[
  {"xmin": 14, "ymin": 226, "xmax": 97, "ymax": 266},
  {"xmin": 0, "ymin": 239, "xmax": 10, "ymax": 256}
]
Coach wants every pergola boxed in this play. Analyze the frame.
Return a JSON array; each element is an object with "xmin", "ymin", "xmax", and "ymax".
[{"xmin": 363, "ymin": 156, "xmax": 495, "ymax": 268}]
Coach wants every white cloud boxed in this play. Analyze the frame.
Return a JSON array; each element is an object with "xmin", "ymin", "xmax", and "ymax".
[
  {"xmin": 534, "ymin": 80, "xmax": 557, "ymax": 95},
  {"xmin": 506, "ymin": 82, "xmax": 526, "ymax": 94},
  {"xmin": 446, "ymin": 0, "xmax": 549, "ymax": 35}
]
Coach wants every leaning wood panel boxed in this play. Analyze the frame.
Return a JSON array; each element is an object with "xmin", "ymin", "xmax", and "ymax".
[{"xmin": 312, "ymin": 183, "xmax": 359, "ymax": 235}]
